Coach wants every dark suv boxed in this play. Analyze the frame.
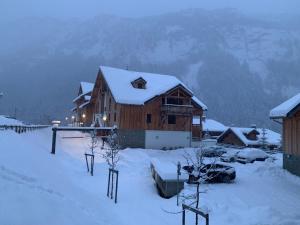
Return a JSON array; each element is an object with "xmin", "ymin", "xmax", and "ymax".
[{"xmin": 183, "ymin": 163, "xmax": 236, "ymax": 183}]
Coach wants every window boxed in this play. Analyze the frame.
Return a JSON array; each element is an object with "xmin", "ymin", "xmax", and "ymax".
[
  {"xmin": 108, "ymin": 113, "xmax": 111, "ymax": 122},
  {"xmin": 146, "ymin": 114, "xmax": 152, "ymax": 124},
  {"xmin": 137, "ymin": 83, "xmax": 144, "ymax": 89},
  {"xmin": 114, "ymin": 113, "xmax": 117, "ymax": 122},
  {"xmin": 167, "ymin": 97, "xmax": 183, "ymax": 105},
  {"xmin": 168, "ymin": 115, "xmax": 176, "ymax": 124},
  {"xmin": 131, "ymin": 77, "xmax": 147, "ymax": 89},
  {"xmin": 109, "ymin": 98, "xmax": 111, "ymax": 110}
]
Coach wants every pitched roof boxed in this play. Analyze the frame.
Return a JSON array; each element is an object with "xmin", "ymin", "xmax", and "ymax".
[
  {"xmin": 202, "ymin": 119, "xmax": 227, "ymax": 132},
  {"xmin": 73, "ymin": 82, "xmax": 94, "ymax": 103},
  {"xmin": 80, "ymin": 82, "xmax": 94, "ymax": 95},
  {"xmin": 218, "ymin": 127, "xmax": 281, "ymax": 146},
  {"xmin": 99, "ymin": 66, "xmax": 207, "ymax": 110},
  {"xmin": 270, "ymin": 93, "xmax": 300, "ymax": 118}
]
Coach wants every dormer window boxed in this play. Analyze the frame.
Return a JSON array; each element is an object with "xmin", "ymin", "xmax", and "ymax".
[{"xmin": 131, "ymin": 77, "xmax": 147, "ymax": 89}]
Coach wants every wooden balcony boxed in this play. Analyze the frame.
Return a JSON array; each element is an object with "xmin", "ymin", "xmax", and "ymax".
[{"xmin": 161, "ymin": 104, "xmax": 193, "ymax": 116}]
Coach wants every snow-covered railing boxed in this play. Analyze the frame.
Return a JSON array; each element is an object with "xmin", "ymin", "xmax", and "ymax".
[{"xmin": 0, "ymin": 125, "xmax": 50, "ymax": 133}]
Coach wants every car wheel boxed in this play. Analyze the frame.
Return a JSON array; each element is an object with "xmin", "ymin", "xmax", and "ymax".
[
  {"xmin": 251, "ymin": 160, "xmax": 255, "ymax": 163},
  {"xmin": 222, "ymin": 175, "xmax": 231, "ymax": 183}
]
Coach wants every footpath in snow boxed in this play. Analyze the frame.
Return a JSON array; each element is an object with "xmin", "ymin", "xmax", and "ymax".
[{"xmin": 0, "ymin": 128, "xmax": 300, "ymax": 225}]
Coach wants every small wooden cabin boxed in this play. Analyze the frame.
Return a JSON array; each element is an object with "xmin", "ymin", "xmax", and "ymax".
[
  {"xmin": 72, "ymin": 82, "xmax": 94, "ymax": 126},
  {"xmin": 217, "ymin": 127, "xmax": 281, "ymax": 149},
  {"xmin": 270, "ymin": 93, "xmax": 300, "ymax": 176},
  {"xmin": 87, "ymin": 66, "xmax": 208, "ymax": 149}
]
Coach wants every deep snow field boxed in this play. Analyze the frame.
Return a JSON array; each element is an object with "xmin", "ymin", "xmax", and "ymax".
[{"xmin": 1, "ymin": 128, "xmax": 300, "ymax": 225}]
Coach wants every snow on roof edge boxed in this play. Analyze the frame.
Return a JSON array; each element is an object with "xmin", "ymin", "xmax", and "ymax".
[
  {"xmin": 99, "ymin": 65, "xmax": 208, "ymax": 110},
  {"xmin": 270, "ymin": 93, "xmax": 300, "ymax": 118}
]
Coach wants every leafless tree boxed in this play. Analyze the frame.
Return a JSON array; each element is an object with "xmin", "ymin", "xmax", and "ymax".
[
  {"xmin": 89, "ymin": 129, "xmax": 99, "ymax": 154},
  {"xmin": 180, "ymin": 144, "xmax": 219, "ymax": 225},
  {"xmin": 101, "ymin": 128, "xmax": 121, "ymax": 170}
]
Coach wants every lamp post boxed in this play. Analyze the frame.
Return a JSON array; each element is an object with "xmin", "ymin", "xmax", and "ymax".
[
  {"xmin": 102, "ymin": 113, "xmax": 107, "ymax": 127},
  {"xmin": 71, "ymin": 115, "xmax": 75, "ymax": 126},
  {"xmin": 82, "ymin": 113, "xmax": 86, "ymax": 126}
]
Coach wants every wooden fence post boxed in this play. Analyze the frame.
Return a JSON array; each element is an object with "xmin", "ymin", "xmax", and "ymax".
[{"xmin": 51, "ymin": 128, "xmax": 57, "ymax": 154}]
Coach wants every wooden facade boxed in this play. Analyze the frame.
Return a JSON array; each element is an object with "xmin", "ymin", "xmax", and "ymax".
[
  {"xmin": 282, "ymin": 110, "xmax": 300, "ymax": 156},
  {"xmin": 87, "ymin": 69, "xmax": 206, "ymax": 148},
  {"xmin": 90, "ymin": 71, "xmax": 203, "ymax": 133},
  {"xmin": 271, "ymin": 101, "xmax": 300, "ymax": 176},
  {"xmin": 218, "ymin": 130, "xmax": 246, "ymax": 147}
]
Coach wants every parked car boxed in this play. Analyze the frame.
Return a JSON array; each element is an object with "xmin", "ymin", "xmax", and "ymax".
[
  {"xmin": 182, "ymin": 163, "xmax": 236, "ymax": 183},
  {"xmin": 220, "ymin": 150, "xmax": 240, "ymax": 162},
  {"xmin": 236, "ymin": 149, "xmax": 269, "ymax": 164},
  {"xmin": 202, "ymin": 146, "xmax": 227, "ymax": 157}
]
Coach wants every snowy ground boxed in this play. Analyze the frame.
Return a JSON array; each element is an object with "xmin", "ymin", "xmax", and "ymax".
[{"xmin": 1, "ymin": 128, "xmax": 300, "ymax": 225}]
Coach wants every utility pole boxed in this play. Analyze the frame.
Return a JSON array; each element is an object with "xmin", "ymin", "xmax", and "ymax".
[{"xmin": 0, "ymin": 92, "xmax": 3, "ymax": 115}]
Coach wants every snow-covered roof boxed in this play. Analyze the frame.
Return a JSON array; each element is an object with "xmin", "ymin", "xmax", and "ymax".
[
  {"xmin": 202, "ymin": 119, "xmax": 227, "ymax": 132},
  {"xmin": 80, "ymin": 82, "xmax": 94, "ymax": 95},
  {"xmin": 150, "ymin": 158, "xmax": 188, "ymax": 180},
  {"xmin": 73, "ymin": 82, "xmax": 94, "ymax": 103},
  {"xmin": 79, "ymin": 101, "xmax": 90, "ymax": 109},
  {"xmin": 0, "ymin": 115, "xmax": 24, "ymax": 126},
  {"xmin": 219, "ymin": 127, "xmax": 281, "ymax": 146},
  {"xmin": 270, "ymin": 93, "xmax": 300, "ymax": 118},
  {"xmin": 99, "ymin": 66, "xmax": 207, "ymax": 110},
  {"xmin": 230, "ymin": 127, "xmax": 257, "ymax": 146},
  {"xmin": 192, "ymin": 96, "xmax": 207, "ymax": 110}
]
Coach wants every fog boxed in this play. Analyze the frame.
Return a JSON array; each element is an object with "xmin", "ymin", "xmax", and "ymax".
[
  {"xmin": 0, "ymin": 0, "xmax": 299, "ymax": 127},
  {"xmin": 1, "ymin": 0, "xmax": 300, "ymax": 21}
]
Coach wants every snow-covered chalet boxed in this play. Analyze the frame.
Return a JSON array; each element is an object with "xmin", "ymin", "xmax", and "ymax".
[
  {"xmin": 217, "ymin": 127, "xmax": 281, "ymax": 149},
  {"xmin": 79, "ymin": 66, "xmax": 207, "ymax": 149},
  {"xmin": 72, "ymin": 82, "xmax": 94, "ymax": 126}
]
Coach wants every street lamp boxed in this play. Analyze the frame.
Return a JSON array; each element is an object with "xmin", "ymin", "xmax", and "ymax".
[
  {"xmin": 102, "ymin": 113, "xmax": 107, "ymax": 122},
  {"xmin": 71, "ymin": 115, "xmax": 75, "ymax": 126}
]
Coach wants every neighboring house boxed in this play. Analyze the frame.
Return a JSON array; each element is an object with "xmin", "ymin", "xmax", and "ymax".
[
  {"xmin": 0, "ymin": 115, "xmax": 24, "ymax": 126},
  {"xmin": 270, "ymin": 93, "xmax": 300, "ymax": 176},
  {"xmin": 217, "ymin": 127, "xmax": 281, "ymax": 149},
  {"xmin": 88, "ymin": 66, "xmax": 207, "ymax": 149},
  {"xmin": 72, "ymin": 82, "xmax": 94, "ymax": 126},
  {"xmin": 201, "ymin": 118, "xmax": 227, "ymax": 139}
]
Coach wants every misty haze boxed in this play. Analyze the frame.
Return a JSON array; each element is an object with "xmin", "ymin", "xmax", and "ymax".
[{"xmin": 0, "ymin": 1, "xmax": 300, "ymax": 225}]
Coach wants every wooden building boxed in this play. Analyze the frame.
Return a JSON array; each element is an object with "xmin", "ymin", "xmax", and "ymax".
[
  {"xmin": 217, "ymin": 127, "xmax": 281, "ymax": 149},
  {"xmin": 270, "ymin": 93, "xmax": 300, "ymax": 176},
  {"xmin": 86, "ymin": 66, "xmax": 208, "ymax": 149},
  {"xmin": 72, "ymin": 82, "xmax": 94, "ymax": 126}
]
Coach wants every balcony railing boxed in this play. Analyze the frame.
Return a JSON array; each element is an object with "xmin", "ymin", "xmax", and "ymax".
[{"xmin": 161, "ymin": 104, "xmax": 193, "ymax": 116}]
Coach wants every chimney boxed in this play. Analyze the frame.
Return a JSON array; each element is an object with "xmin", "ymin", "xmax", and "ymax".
[{"xmin": 250, "ymin": 124, "xmax": 257, "ymax": 129}]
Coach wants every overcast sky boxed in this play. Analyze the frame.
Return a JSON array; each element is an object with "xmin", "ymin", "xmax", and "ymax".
[{"xmin": 1, "ymin": 0, "xmax": 300, "ymax": 21}]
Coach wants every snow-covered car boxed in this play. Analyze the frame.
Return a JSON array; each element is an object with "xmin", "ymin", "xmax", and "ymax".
[
  {"xmin": 182, "ymin": 163, "xmax": 236, "ymax": 183},
  {"xmin": 236, "ymin": 149, "xmax": 269, "ymax": 164},
  {"xmin": 220, "ymin": 151, "xmax": 240, "ymax": 162},
  {"xmin": 202, "ymin": 146, "xmax": 226, "ymax": 157}
]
